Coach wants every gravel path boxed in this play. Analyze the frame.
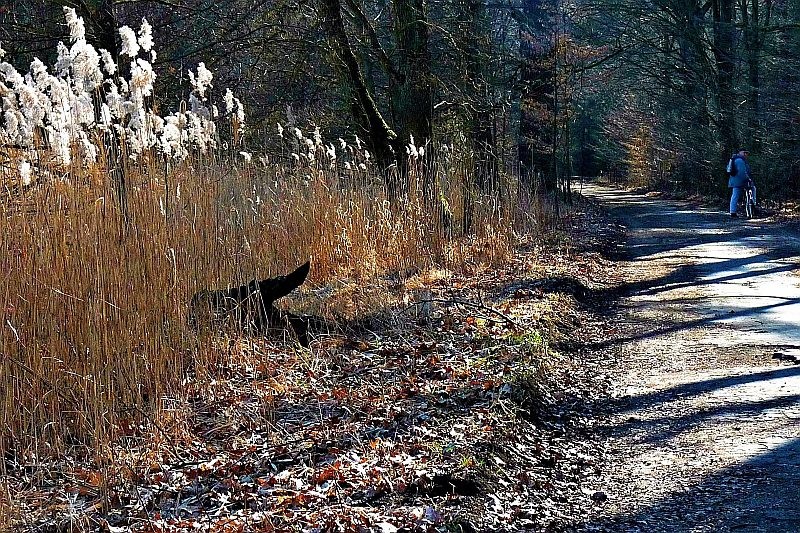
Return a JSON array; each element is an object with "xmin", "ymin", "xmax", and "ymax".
[{"xmin": 578, "ymin": 184, "xmax": 800, "ymax": 533}]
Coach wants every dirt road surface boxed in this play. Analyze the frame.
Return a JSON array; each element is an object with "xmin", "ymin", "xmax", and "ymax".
[{"xmin": 578, "ymin": 184, "xmax": 800, "ymax": 532}]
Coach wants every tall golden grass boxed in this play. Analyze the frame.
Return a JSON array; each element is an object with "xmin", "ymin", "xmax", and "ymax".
[{"xmin": 0, "ymin": 146, "xmax": 549, "ymax": 461}]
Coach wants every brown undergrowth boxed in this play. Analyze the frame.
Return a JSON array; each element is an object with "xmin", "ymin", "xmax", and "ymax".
[
  {"xmin": 2, "ymin": 193, "xmax": 624, "ymax": 531},
  {"xmin": 0, "ymin": 149, "xmax": 546, "ymax": 455}
]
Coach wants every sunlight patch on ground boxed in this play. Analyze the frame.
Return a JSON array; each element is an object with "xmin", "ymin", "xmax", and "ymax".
[{"xmin": 673, "ymin": 239, "xmax": 800, "ymax": 345}]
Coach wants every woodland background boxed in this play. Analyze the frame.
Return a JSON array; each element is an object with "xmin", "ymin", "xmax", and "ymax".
[
  {"xmin": 2, "ymin": 1, "xmax": 799, "ymax": 528},
  {"xmin": 5, "ymin": 0, "xmax": 799, "ymax": 201}
]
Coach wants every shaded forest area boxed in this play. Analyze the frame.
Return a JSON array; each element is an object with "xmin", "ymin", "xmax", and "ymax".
[{"xmin": 5, "ymin": 0, "xmax": 799, "ymax": 201}]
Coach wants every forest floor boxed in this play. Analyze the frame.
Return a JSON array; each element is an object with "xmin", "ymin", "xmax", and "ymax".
[
  {"xmin": 6, "ymin": 182, "xmax": 800, "ymax": 532},
  {"xmin": 574, "ymin": 183, "xmax": 800, "ymax": 533}
]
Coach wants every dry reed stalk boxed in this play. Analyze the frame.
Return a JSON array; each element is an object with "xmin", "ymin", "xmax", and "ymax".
[{"xmin": 0, "ymin": 147, "xmax": 541, "ymax": 460}]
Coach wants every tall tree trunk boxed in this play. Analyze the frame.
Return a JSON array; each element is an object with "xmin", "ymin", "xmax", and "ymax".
[
  {"xmin": 741, "ymin": 0, "xmax": 770, "ymax": 150},
  {"xmin": 713, "ymin": 0, "xmax": 738, "ymax": 163},
  {"xmin": 390, "ymin": 0, "xmax": 433, "ymax": 174},
  {"xmin": 460, "ymin": 0, "xmax": 495, "ymax": 233},
  {"xmin": 679, "ymin": 2, "xmax": 711, "ymax": 191}
]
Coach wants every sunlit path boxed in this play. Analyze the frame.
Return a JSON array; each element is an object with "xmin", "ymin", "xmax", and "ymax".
[{"xmin": 578, "ymin": 184, "xmax": 800, "ymax": 533}]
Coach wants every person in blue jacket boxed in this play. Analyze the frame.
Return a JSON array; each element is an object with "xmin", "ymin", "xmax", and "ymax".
[{"xmin": 728, "ymin": 149, "xmax": 757, "ymax": 217}]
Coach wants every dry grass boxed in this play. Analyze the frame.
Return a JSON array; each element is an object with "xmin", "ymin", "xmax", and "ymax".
[
  {"xmin": 0, "ymin": 483, "xmax": 12, "ymax": 530},
  {"xmin": 0, "ymin": 148, "xmax": 551, "ymax": 463}
]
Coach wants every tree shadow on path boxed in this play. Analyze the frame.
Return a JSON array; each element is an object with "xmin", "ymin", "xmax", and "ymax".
[
  {"xmin": 583, "ymin": 437, "xmax": 800, "ymax": 533},
  {"xmin": 585, "ymin": 295, "xmax": 800, "ymax": 351},
  {"xmin": 610, "ymin": 365, "xmax": 800, "ymax": 418},
  {"xmin": 575, "ymin": 186, "xmax": 800, "ymax": 532}
]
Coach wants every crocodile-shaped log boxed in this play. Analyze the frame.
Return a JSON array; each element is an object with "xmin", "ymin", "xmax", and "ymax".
[{"xmin": 189, "ymin": 261, "xmax": 312, "ymax": 343}]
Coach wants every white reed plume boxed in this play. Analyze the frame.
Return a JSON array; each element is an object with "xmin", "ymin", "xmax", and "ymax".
[
  {"xmin": 189, "ymin": 63, "xmax": 213, "ymax": 99},
  {"xmin": 17, "ymin": 83, "xmax": 46, "ymax": 130},
  {"xmin": 69, "ymin": 38, "xmax": 104, "ymax": 92},
  {"xmin": 0, "ymin": 8, "xmax": 243, "ymax": 168},
  {"xmin": 55, "ymin": 42, "xmax": 70, "ymax": 77},
  {"xmin": 221, "ymin": 88, "xmax": 246, "ymax": 137},
  {"xmin": 277, "ymin": 123, "xmax": 284, "ymax": 137},
  {"xmin": 63, "ymin": 7, "xmax": 86, "ymax": 43},
  {"xmin": 99, "ymin": 49, "xmax": 117, "ymax": 75},
  {"xmin": 99, "ymin": 103, "xmax": 113, "ymax": 127},
  {"xmin": 239, "ymin": 151, "xmax": 252, "ymax": 163},
  {"xmin": 129, "ymin": 58, "xmax": 156, "ymax": 108},
  {"xmin": 234, "ymin": 96, "xmax": 244, "ymax": 129},
  {"xmin": 0, "ymin": 61, "xmax": 24, "ymax": 88},
  {"xmin": 74, "ymin": 92, "xmax": 95, "ymax": 125},
  {"xmin": 103, "ymin": 82, "xmax": 125, "ymax": 119},
  {"xmin": 19, "ymin": 160, "xmax": 32, "ymax": 186},
  {"xmin": 77, "ymin": 130, "xmax": 98, "ymax": 162},
  {"xmin": 28, "ymin": 57, "xmax": 47, "ymax": 83},
  {"xmin": 313, "ymin": 126, "xmax": 322, "ymax": 146},
  {"xmin": 185, "ymin": 109, "xmax": 216, "ymax": 153},
  {"xmin": 407, "ymin": 134, "xmax": 420, "ymax": 158},
  {"xmin": 189, "ymin": 93, "xmax": 210, "ymax": 119},
  {"xmin": 224, "ymin": 88, "xmax": 234, "ymax": 114},
  {"xmin": 2, "ymin": 105, "xmax": 23, "ymax": 145},
  {"xmin": 0, "ymin": 61, "xmax": 37, "ymax": 146},
  {"xmin": 138, "ymin": 19, "xmax": 154, "ymax": 52},
  {"xmin": 160, "ymin": 114, "xmax": 187, "ymax": 159},
  {"xmin": 119, "ymin": 26, "xmax": 140, "ymax": 58},
  {"xmin": 50, "ymin": 126, "xmax": 72, "ymax": 164}
]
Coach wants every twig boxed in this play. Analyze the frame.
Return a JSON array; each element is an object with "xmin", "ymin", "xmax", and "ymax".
[
  {"xmin": 125, "ymin": 405, "xmax": 181, "ymax": 461},
  {"xmin": 405, "ymin": 298, "xmax": 521, "ymax": 328}
]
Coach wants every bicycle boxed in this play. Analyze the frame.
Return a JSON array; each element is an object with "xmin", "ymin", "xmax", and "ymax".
[
  {"xmin": 743, "ymin": 179, "xmax": 756, "ymax": 219},
  {"xmin": 743, "ymin": 187, "xmax": 755, "ymax": 218}
]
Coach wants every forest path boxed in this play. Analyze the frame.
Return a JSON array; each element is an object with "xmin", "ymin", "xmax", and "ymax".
[{"xmin": 577, "ymin": 184, "xmax": 800, "ymax": 532}]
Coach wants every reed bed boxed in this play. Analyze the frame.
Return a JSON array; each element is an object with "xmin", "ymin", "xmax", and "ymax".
[{"xmin": 0, "ymin": 146, "xmax": 548, "ymax": 463}]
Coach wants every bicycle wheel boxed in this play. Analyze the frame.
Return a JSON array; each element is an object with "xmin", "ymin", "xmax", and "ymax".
[{"xmin": 744, "ymin": 190, "xmax": 754, "ymax": 218}]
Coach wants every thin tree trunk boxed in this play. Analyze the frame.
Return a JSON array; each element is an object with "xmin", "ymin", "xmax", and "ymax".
[
  {"xmin": 459, "ymin": 0, "xmax": 495, "ymax": 233},
  {"xmin": 742, "ymin": 0, "xmax": 770, "ymax": 150},
  {"xmin": 519, "ymin": 0, "xmax": 556, "ymax": 193},
  {"xmin": 390, "ymin": 0, "xmax": 433, "ymax": 192},
  {"xmin": 320, "ymin": 0, "xmax": 397, "ymax": 167}
]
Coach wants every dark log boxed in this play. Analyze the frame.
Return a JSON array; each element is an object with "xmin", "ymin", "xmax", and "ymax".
[{"xmin": 189, "ymin": 261, "xmax": 315, "ymax": 344}]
